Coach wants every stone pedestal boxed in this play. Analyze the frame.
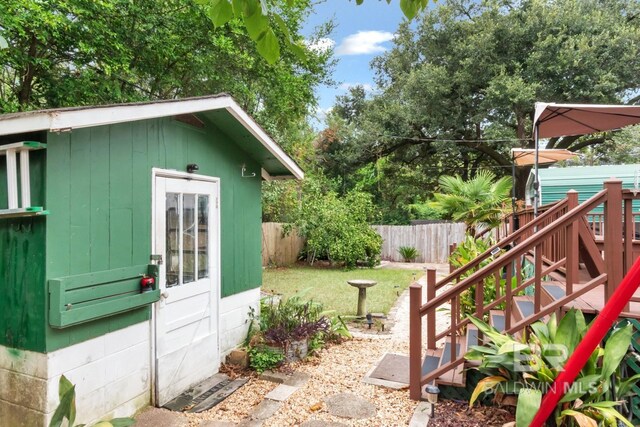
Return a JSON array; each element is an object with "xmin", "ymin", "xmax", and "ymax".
[{"xmin": 347, "ymin": 280, "xmax": 377, "ymax": 317}]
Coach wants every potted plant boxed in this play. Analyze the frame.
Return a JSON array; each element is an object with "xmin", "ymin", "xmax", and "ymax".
[{"xmin": 250, "ymin": 297, "xmax": 330, "ymax": 362}]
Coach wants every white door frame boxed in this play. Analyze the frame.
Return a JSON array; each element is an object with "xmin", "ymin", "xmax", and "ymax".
[{"xmin": 150, "ymin": 167, "xmax": 221, "ymax": 405}]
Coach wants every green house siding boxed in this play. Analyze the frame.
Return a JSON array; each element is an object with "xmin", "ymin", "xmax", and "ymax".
[
  {"xmin": 44, "ymin": 116, "xmax": 262, "ymax": 351},
  {"xmin": 0, "ymin": 147, "xmax": 47, "ymax": 352},
  {"xmin": 529, "ymin": 165, "xmax": 640, "ymax": 212}
]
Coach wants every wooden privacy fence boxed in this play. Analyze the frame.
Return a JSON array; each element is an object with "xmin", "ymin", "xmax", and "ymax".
[
  {"xmin": 372, "ymin": 222, "xmax": 466, "ymax": 263},
  {"xmin": 262, "ymin": 222, "xmax": 305, "ymax": 266}
]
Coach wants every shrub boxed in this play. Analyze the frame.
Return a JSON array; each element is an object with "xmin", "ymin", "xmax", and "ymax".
[
  {"xmin": 398, "ymin": 246, "xmax": 419, "ymax": 262},
  {"xmin": 288, "ymin": 177, "xmax": 382, "ymax": 268}
]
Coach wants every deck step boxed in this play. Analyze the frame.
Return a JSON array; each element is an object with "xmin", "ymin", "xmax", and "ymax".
[
  {"xmin": 435, "ymin": 336, "xmax": 465, "ymax": 386},
  {"xmin": 489, "ymin": 310, "xmax": 506, "ymax": 332},
  {"xmin": 465, "ymin": 325, "xmax": 481, "ymax": 367}
]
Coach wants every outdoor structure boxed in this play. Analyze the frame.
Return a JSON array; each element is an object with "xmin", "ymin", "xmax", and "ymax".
[
  {"xmin": 0, "ymin": 95, "xmax": 303, "ymax": 425},
  {"xmin": 408, "ymin": 104, "xmax": 640, "ymax": 423},
  {"xmin": 525, "ymin": 164, "xmax": 640, "ymax": 207}
]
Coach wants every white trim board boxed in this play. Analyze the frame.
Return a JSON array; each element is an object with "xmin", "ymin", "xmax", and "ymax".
[{"xmin": 0, "ymin": 95, "xmax": 303, "ymax": 180}]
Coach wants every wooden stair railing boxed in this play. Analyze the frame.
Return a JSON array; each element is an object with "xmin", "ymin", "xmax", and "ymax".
[{"xmin": 409, "ymin": 180, "xmax": 627, "ymax": 400}]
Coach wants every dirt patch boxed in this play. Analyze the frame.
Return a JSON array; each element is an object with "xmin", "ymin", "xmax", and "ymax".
[{"xmin": 429, "ymin": 400, "xmax": 515, "ymax": 427}]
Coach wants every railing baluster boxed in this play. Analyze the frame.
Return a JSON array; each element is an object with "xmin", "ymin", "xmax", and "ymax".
[
  {"xmin": 451, "ymin": 296, "xmax": 457, "ymax": 367},
  {"xmin": 409, "ymin": 282, "xmax": 422, "ymax": 400},
  {"xmin": 535, "ymin": 243, "xmax": 542, "ymax": 314},
  {"xmin": 427, "ymin": 269, "xmax": 436, "ymax": 350},
  {"xmin": 624, "ymin": 199, "xmax": 633, "ymax": 277},
  {"xmin": 566, "ymin": 191, "xmax": 579, "ymax": 295},
  {"xmin": 604, "ymin": 180, "xmax": 623, "ymax": 303},
  {"xmin": 505, "ymin": 259, "xmax": 513, "ymax": 330}
]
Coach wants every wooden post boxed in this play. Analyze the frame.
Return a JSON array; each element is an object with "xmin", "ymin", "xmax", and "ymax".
[
  {"xmin": 505, "ymin": 260, "xmax": 513, "ymax": 330},
  {"xmin": 566, "ymin": 191, "xmax": 579, "ymax": 295},
  {"xmin": 624, "ymin": 199, "xmax": 634, "ymax": 276},
  {"xmin": 604, "ymin": 179, "xmax": 623, "ymax": 302},
  {"xmin": 409, "ymin": 282, "xmax": 423, "ymax": 401},
  {"xmin": 427, "ymin": 269, "xmax": 436, "ymax": 350}
]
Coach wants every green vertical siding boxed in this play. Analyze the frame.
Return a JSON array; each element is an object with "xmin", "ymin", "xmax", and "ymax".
[
  {"xmin": 0, "ymin": 147, "xmax": 47, "ymax": 351},
  {"xmin": 45, "ymin": 117, "xmax": 262, "ymax": 351}
]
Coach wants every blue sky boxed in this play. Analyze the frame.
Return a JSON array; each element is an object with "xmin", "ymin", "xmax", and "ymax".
[{"xmin": 302, "ymin": 1, "xmax": 407, "ymax": 125}]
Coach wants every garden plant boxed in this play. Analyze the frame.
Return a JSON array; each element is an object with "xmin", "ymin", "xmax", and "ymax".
[{"xmin": 466, "ymin": 310, "xmax": 640, "ymax": 426}]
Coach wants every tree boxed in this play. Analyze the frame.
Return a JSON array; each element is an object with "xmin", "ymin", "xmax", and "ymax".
[
  {"xmin": 321, "ymin": 0, "xmax": 640, "ymax": 201},
  {"xmin": 0, "ymin": 0, "xmax": 333, "ymax": 145},
  {"xmin": 198, "ymin": 0, "xmax": 431, "ymax": 63},
  {"xmin": 429, "ymin": 171, "xmax": 512, "ymax": 236}
]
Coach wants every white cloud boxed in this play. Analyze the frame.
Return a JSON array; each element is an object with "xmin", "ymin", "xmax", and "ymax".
[
  {"xmin": 339, "ymin": 82, "xmax": 374, "ymax": 92},
  {"xmin": 335, "ymin": 31, "xmax": 395, "ymax": 55},
  {"xmin": 305, "ymin": 37, "xmax": 335, "ymax": 53}
]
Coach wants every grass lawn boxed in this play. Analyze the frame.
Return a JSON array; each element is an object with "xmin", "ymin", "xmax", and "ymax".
[{"xmin": 261, "ymin": 266, "xmax": 421, "ymax": 316}]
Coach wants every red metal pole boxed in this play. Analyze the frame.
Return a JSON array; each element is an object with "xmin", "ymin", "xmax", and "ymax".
[{"xmin": 529, "ymin": 255, "xmax": 640, "ymax": 427}]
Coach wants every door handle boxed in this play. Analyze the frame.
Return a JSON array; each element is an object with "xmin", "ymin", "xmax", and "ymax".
[{"xmin": 161, "ymin": 291, "xmax": 170, "ymax": 300}]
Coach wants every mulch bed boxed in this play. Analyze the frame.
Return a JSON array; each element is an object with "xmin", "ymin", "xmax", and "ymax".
[{"xmin": 429, "ymin": 399, "xmax": 515, "ymax": 427}]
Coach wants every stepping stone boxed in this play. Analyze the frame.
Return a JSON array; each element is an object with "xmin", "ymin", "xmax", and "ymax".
[
  {"xmin": 265, "ymin": 384, "xmax": 298, "ymax": 402},
  {"xmin": 248, "ymin": 399, "xmax": 281, "ymax": 421},
  {"xmin": 259, "ymin": 370, "xmax": 290, "ymax": 384},
  {"xmin": 324, "ymin": 393, "xmax": 376, "ymax": 419},
  {"xmin": 409, "ymin": 402, "xmax": 431, "ymax": 427},
  {"xmin": 134, "ymin": 407, "xmax": 188, "ymax": 427},
  {"xmin": 199, "ymin": 421, "xmax": 236, "ymax": 427},
  {"xmin": 301, "ymin": 421, "xmax": 349, "ymax": 427},
  {"xmin": 164, "ymin": 374, "xmax": 229, "ymax": 412},
  {"xmin": 284, "ymin": 372, "xmax": 310, "ymax": 387}
]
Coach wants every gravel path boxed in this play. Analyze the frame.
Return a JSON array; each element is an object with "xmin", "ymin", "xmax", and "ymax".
[{"xmin": 184, "ymin": 263, "xmax": 451, "ymax": 426}]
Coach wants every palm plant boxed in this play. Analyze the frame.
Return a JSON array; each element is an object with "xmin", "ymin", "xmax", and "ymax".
[{"xmin": 429, "ymin": 171, "xmax": 512, "ymax": 236}]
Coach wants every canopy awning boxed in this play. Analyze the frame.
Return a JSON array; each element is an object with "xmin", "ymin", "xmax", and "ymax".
[
  {"xmin": 511, "ymin": 148, "xmax": 577, "ymax": 166},
  {"xmin": 534, "ymin": 102, "xmax": 640, "ymax": 139}
]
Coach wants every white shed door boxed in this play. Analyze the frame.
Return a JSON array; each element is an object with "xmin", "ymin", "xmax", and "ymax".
[{"xmin": 153, "ymin": 176, "xmax": 220, "ymax": 405}]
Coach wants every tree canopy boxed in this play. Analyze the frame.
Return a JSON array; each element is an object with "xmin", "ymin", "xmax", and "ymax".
[
  {"xmin": 318, "ymin": 0, "xmax": 640, "ymax": 222},
  {"xmin": 0, "ymin": 0, "xmax": 333, "ymax": 149}
]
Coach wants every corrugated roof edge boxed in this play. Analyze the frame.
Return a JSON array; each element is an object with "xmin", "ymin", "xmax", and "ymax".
[{"xmin": 0, "ymin": 94, "xmax": 303, "ymax": 180}]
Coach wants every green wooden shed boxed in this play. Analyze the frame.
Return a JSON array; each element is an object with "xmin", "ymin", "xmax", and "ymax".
[
  {"xmin": 0, "ymin": 95, "xmax": 302, "ymax": 425},
  {"xmin": 525, "ymin": 164, "xmax": 640, "ymax": 210}
]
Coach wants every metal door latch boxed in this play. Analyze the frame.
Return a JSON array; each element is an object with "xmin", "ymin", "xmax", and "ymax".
[{"xmin": 150, "ymin": 254, "xmax": 163, "ymax": 265}]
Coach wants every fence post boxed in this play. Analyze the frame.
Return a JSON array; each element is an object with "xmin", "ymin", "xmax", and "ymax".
[
  {"xmin": 604, "ymin": 179, "xmax": 623, "ymax": 302},
  {"xmin": 566, "ymin": 190, "xmax": 579, "ymax": 295},
  {"xmin": 427, "ymin": 269, "xmax": 436, "ymax": 350},
  {"xmin": 409, "ymin": 282, "xmax": 423, "ymax": 401}
]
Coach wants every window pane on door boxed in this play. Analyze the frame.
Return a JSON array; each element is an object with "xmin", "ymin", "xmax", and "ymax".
[
  {"xmin": 198, "ymin": 195, "xmax": 209, "ymax": 279},
  {"xmin": 166, "ymin": 193, "xmax": 180, "ymax": 287},
  {"xmin": 183, "ymin": 194, "xmax": 196, "ymax": 284}
]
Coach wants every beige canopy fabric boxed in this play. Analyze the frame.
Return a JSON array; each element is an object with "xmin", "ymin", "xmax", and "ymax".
[
  {"xmin": 534, "ymin": 102, "xmax": 640, "ymax": 138},
  {"xmin": 511, "ymin": 148, "xmax": 577, "ymax": 166}
]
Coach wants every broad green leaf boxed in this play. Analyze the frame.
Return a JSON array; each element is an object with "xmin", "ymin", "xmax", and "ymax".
[
  {"xmin": 592, "ymin": 406, "xmax": 634, "ymax": 427},
  {"xmin": 231, "ymin": 0, "xmax": 247, "ymax": 16},
  {"xmin": 289, "ymin": 43, "xmax": 307, "ymax": 62},
  {"xmin": 601, "ymin": 325, "xmax": 632, "ymax": 380},
  {"xmin": 208, "ymin": 0, "xmax": 234, "ymax": 27},
  {"xmin": 58, "ymin": 375, "xmax": 74, "ymax": 400},
  {"xmin": 256, "ymin": 28, "xmax": 280, "ymax": 65},
  {"xmin": 498, "ymin": 341, "xmax": 529, "ymax": 355},
  {"xmin": 467, "ymin": 315, "xmax": 511, "ymax": 347},
  {"xmin": 469, "ymin": 375, "xmax": 506, "ymax": 407},
  {"xmin": 245, "ymin": 9, "xmax": 269, "ymax": 41},
  {"xmin": 555, "ymin": 309, "xmax": 581, "ymax": 355},
  {"xmin": 399, "ymin": 0, "xmax": 419, "ymax": 20},
  {"xmin": 516, "ymin": 388, "xmax": 541, "ymax": 427},
  {"xmin": 616, "ymin": 372, "xmax": 640, "ymax": 397},
  {"xmin": 559, "ymin": 374, "xmax": 601, "ymax": 403},
  {"xmin": 547, "ymin": 313, "xmax": 558, "ymax": 340},
  {"xmin": 530, "ymin": 321, "xmax": 550, "ymax": 345},
  {"xmin": 559, "ymin": 409, "xmax": 597, "ymax": 427},
  {"xmin": 274, "ymin": 14, "xmax": 292, "ymax": 42},
  {"xmin": 49, "ymin": 385, "xmax": 75, "ymax": 427}
]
